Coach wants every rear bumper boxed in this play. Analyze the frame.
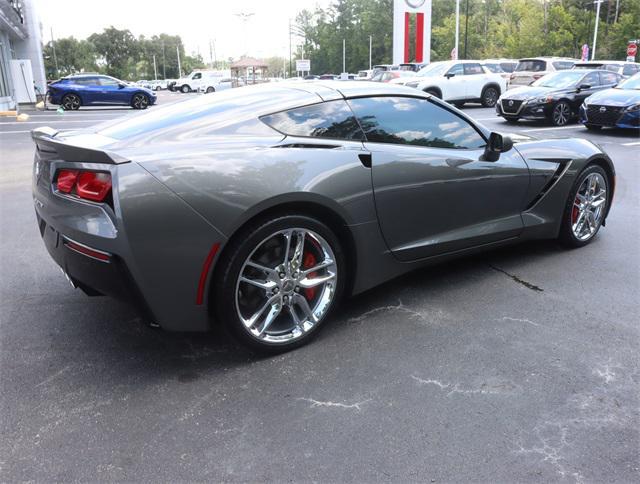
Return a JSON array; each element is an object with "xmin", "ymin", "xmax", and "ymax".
[{"xmin": 32, "ymin": 154, "xmax": 227, "ymax": 332}]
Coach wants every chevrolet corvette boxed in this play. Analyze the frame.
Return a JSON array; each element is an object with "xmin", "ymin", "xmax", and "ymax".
[{"xmin": 32, "ymin": 82, "xmax": 615, "ymax": 351}]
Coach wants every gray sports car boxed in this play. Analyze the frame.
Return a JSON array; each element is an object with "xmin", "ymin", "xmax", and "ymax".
[{"xmin": 32, "ymin": 81, "xmax": 615, "ymax": 351}]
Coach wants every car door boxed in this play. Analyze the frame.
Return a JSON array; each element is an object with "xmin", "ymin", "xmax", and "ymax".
[
  {"xmin": 598, "ymin": 71, "xmax": 621, "ymax": 90},
  {"xmin": 573, "ymin": 71, "xmax": 601, "ymax": 108},
  {"xmin": 77, "ymin": 77, "xmax": 103, "ymax": 105},
  {"xmin": 347, "ymin": 95, "xmax": 530, "ymax": 261},
  {"xmin": 441, "ymin": 63, "xmax": 466, "ymax": 100},
  {"xmin": 462, "ymin": 62, "xmax": 486, "ymax": 99},
  {"xmin": 97, "ymin": 76, "xmax": 129, "ymax": 105}
]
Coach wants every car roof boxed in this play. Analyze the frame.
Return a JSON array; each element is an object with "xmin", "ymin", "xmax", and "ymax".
[
  {"xmin": 294, "ymin": 80, "xmax": 427, "ymax": 100},
  {"xmin": 518, "ymin": 57, "xmax": 576, "ymax": 61}
]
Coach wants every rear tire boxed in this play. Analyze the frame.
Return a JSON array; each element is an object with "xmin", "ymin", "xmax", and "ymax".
[
  {"xmin": 425, "ymin": 89, "xmax": 441, "ymax": 99},
  {"xmin": 206, "ymin": 86, "xmax": 215, "ymax": 94},
  {"xmin": 61, "ymin": 94, "xmax": 81, "ymax": 110},
  {"xmin": 559, "ymin": 164, "xmax": 609, "ymax": 248},
  {"xmin": 215, "ymin": 215, "xmax": 345, "ymax": 353},
  {"xmin": 481, "ymin": 86, "xmax": 499, "ymax": 107}
]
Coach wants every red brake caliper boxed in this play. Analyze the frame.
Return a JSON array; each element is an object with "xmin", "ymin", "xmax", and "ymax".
[
  {"xmin": 572, "ymin": 196, "xmax": 580, "ymax": 224},
  {"xmin": 302, "ymin": 252, "xmax": 317, "ymax": 301}
]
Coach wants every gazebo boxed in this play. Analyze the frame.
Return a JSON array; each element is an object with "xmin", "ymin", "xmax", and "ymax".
[{"xmin": 230, "ymin": 57, "xmax": 268, "ymax": 87}]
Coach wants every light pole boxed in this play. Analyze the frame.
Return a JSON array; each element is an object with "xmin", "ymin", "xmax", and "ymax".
[
  {"xmin": 235, "ymin": 12, "xmax": 255, "ymax": 57},
  {"xmin": 50, "ymin": 27, "xmax": 59, "ymax": 78},
  {"xmin": 153, "ymin": 54, "xmax": 157, "ymax": 80},
  {"xmin": 343, "ymin": 39, "xmax": 346, "ymax": 74},
  {"xmin": 463, "ymin": 0, "xmax": 470, "ymax": 59},
  {"xmin": 454, "ymin": 0, "xmax": 460, "ymax": 60},
  {"xmin": 369, "ymin": 35, "xmax": 372, "ymax": 70},
  {"xmin": 592, "ymin": 0, "xmax": 604, "ymax": 60},
  {"xmin": 176, "ymin": 45, "xmax": 182, "ymax": 77}
]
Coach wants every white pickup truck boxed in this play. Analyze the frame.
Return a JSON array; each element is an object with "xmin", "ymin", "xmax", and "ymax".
[{"xmin": 390, "ymin": 60, "xmax": 507, "ymax": 108}]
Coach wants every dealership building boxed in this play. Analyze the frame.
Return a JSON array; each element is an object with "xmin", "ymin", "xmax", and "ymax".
[{"xmin": 0, "ymin": 0, "xmax": 46, "ymax": 111}]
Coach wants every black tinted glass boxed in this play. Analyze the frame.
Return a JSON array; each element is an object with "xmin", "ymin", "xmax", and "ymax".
[
  {"xmin": 348, "ymin": 96, "xmax": 485, "ymax": 150},
  {"xmin": 261, "ymin": 100, "xmax": 364, "ymax": 141},
  {"xmin": 464, "ymin": 63, "xmax": 483, "ymax": 75}
]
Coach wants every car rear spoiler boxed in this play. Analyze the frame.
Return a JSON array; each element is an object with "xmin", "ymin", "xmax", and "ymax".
[{"xmin": 31, "ymin": 127, "xmax": 130, "ymax": 165}]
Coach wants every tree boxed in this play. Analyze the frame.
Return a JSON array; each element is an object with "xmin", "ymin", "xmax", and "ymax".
[
  {"xmin": 43, "ymin": 37, "xmax": 97, "ymax": 78},
  {"xmin": 88, "ymin": 27, "xmax": 138, "ymax": 79}
]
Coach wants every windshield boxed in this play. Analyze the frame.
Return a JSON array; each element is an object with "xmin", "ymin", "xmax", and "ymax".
[
  {"xmin": 532, "ymin": 71, "xmax": 585, "ymax": 88},
  {"xmin": 516, "ymin": 60, "xmax": 546, "ymax": 72},
  {"xmin": 416, "ymin": 62, "xmax": 449, "ymax": 77},
  {"xmin": 617, "ymin": 74, "xmax": 640, "ymax": 89}
]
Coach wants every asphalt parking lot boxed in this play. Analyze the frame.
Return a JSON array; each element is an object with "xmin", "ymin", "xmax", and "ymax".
[{"xmin": 1, "ymin": 89, "xmax": 639, "ymax": 482}]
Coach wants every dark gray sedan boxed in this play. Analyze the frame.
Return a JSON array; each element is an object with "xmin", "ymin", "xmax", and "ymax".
[{"xmin": 31, "ymin": 82, "xmax": 615, "ymax": 351}]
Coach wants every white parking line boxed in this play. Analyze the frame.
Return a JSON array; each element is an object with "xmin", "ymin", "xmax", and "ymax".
[
  {"xmin": 520, "ymin": 125, "xmax": 582, "ymax": 132},
  {"xmin": 0, "ymin": 119, "xmax": 109, "ymax": 125},
  {"xmin": 475, "ymin": 117, "xmax": 502, "ymax": 121},
  {"xmin": 0, "ymin": 130, "xmax": 30, "ymax": 134},
  {"xmin": 622, "ymin": 141, "xmax": 640, "ymax": 146}
]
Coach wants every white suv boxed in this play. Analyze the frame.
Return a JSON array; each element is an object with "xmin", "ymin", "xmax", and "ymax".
[
  {"xmin": 390, "ymin": 60, "xmax": 507, "ymax": 107},
  {"xmin": 509, "ymin": 57, "xmax": 576, "ymax": 88}
]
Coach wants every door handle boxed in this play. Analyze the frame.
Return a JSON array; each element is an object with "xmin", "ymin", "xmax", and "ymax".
[{"xmin": 358, "ymin": 153, "xmax": 372, "ymax": 168}]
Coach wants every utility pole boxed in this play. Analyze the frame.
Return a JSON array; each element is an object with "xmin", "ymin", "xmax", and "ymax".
[
  {"xmin": 369, "ymin": 35, "xmax": 372, "ymax": 70},
  {"xmin": 153, "ymin": 54, "xmax": 157, "ymax": 80},
  {"xmin": 454, "ymin": 0, "xmax": 460, "ymax": 60},
  {"xmin": 209, "ymin": 40, "xmax": 214, "ymax": 69},
  {"xmin": 343, "ymin": 39, "xmax": 346, "ymax": 74},
  {"xmin": 176, "ymin": 45, "xmax": 182, "ymax": 77},
  {"xmin": 463, "ymin": 0, "xmax": 470, "ymax": 59},
  {"xmin": 592, "ymin": 0, "xmax": 604, "ymax": 60},
  {"xmin": 289, "ymin": 19, "xmax": 292, "ymax": 78},
  {"xmin": 50, "ymin": 27, "xmax": 59, "ymax": 78},
  {"xmin": 614, "ymin": 0, "xmax": 620, "ymax": 23},
  {"xmin": 161, "ymin": 40, "xmax": 166, "ymax": 79}
]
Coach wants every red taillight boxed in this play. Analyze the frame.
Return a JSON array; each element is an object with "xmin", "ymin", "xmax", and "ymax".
[
  {"xmin": 55, "ymin": 169, "xmax": 112, "ymax": 202},
  {"xmin": 76, "ymin": 172, "xmax": 112, "ymax": 202},
  {"xmin": 56, "ymin": 169, "xmax": 79, "ymax": 193}
]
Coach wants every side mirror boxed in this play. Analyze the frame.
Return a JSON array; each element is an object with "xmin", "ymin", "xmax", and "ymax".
[
  {"xmin": 577, "ymin": 83, "xmax": 591, "ymax": 91},
  {"xmin": 118, "ymin": 83, "xmax": 126, "ymax": 89},
  {"xmin": 482, "ymin": 132, "xmax": 513, "ymax": 162},
  {"xmin": 445, "ymin": 73, "xmax": 456, "ymax": 79}
]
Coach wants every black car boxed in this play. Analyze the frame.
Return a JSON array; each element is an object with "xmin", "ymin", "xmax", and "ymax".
[{"xmin": 497, "ymin": 69, "xmax": 622, "ymax": 126}]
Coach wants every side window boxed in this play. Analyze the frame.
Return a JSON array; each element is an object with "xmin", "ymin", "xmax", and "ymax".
[
  {"xmin": 192, "ymin": 73, "xmax": 202, "ymax": 80},
  {"xmin": 447, "ymin": 64, "xmax": 464, "ymax": 76},
  {"xmin": 599, "ymin": 71, "xmax": 619, "ymax": 85},
  {"xmin": 623, "ymin": 64, "xmax": 638, "ymax": 76},
  {"xmin": 260, "ymin": 100, "xmax": 365, "ymax": 141},
  {"xmin": 347, "ymin": 96, "xmax": 486, "ymax": 150},
  {"xmin": 98, "ymin": 77, "xmax": 119, "ymax": 86},
  {"xmin": 464, "ymin": 63, "xmax": 483, "ymax": 75},
  {"xmin": 582, "ymin": 72, "xmax": 600, "ymax": 87}
]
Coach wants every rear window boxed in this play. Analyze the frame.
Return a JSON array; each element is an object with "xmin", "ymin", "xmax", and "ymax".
[
  {"xmin": 516, "ymin": 60, "xmax": 546, "ymax": 72},
  {"xmin": 500, "ymin": 62, "xmax": 516, "ymax": 73},
  {"xmin": 464, "ymin": 63, "xmax": 484, "ymax": 75},
  {"xmin": 261, "ymin": 100, "xmax": 364, "ymax": 141},
  {"xmin": 483, "ymin": 63, "xmax": 503, "ymax": 73},
  {"xmin": 552, "ymin": 61, "xmax": 575, "ymax": 70},
  {"xmin": 623, "ymin": 64, "xmax": 639, "ymax": 76}
]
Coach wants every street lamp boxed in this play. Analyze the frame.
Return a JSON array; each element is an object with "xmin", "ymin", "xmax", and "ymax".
[
  {"xmin": 592, "ymin": 0, "xmax": 605, "ymax": 60},
  {"xmin": 235, "ymin": 12, "xmax": 255, "ymax": 57}
]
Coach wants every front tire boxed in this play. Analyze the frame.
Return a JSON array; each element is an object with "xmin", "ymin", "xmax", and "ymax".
[
  {"xmin": 481, "ymin": 86, "xmax": 499, "ymax": 107},
  {"xmin": 131, "ymin": 93, "xmax": 149, "ymax": 109},
  {"xmin": 551, "ymin": 101, "xmax": 572, "ymax": 126},
  {"xmin": 215, "ymin": 215, "xmax": 345, "ymax": 353},
  {"xmin": 559, "ymin": 165, "xmax": 609, "ymax": 248},
  {"xmin": 181, "ymin": 84, "xmax": 190, "ymax": 93},
  {"xmin": 61, "ymin": 93, "xmax": 81, "ymax": 110}
]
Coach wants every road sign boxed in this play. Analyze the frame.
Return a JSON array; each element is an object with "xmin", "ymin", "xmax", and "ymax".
[
  {"xmin": 296, "ymin": 59, "xmax": 310, "ymax": 72},
  {"xmin": 627, "ymin": 43, "xmax": 637, "ymax": 58}
]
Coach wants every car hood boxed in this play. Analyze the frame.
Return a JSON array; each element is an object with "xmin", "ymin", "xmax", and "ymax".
[
  {"xmin": 502, "ymin": 85, "xmax": 563, "ymax": 100},
  {"xmin": 585, "ymin": 87, "xmax": 640, "ymax": 106}
]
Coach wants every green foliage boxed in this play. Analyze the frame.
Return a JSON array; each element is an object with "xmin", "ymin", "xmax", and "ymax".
[
  {"xmin": 43, "ymin": 27, "xmax": 205, "ymax": 81},
  {"xmin": 295, "ymin": 0, "xmax": 639, "ymax": 73}
]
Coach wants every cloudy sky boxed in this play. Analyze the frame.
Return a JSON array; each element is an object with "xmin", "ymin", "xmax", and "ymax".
[{"xmin": 35, "ymin": 0, "xmax": 333, "ymax": 60}]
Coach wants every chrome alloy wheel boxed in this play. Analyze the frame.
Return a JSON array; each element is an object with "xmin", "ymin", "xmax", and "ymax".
[
  {"xmin": 571, "ymin": 172, "xmax": 607, "ymax": 241},
  {"xmin": 62, "ymin": 94, "xmax": 80, "ymax": 110},
  {"xmin": 235, "ymin": 228, "xmax": 338, "ymax": 343},
  {"xmin": 132, "ymin": 94, "xmax": 149, "ymax": 109}
]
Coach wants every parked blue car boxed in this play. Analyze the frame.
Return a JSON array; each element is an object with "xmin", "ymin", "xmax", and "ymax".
[
  {"xmin": 48, "ymin": 74, "xmax": 157, "ymax": 110},
  {"xmin": 580, "ymin": 72, "xmax": 640, "ymax": 130}
]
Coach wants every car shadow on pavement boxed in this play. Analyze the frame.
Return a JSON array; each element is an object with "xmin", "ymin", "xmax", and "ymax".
[{"xmin": 39, "ymin": 239, "xmax": 567, "ymax": 384}]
